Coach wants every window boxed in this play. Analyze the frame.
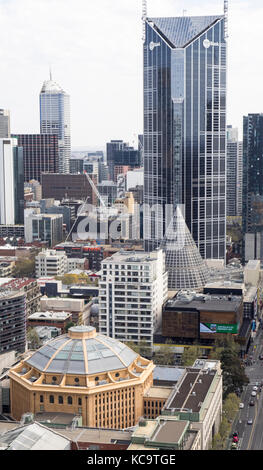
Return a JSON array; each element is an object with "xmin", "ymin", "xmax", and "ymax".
[
  {"xmin": 68, "ymin": 396, "xmax": 73, "ymax": 405},
  {"xmin": 40, "ymin": 395, "xmax": 44, "ymax": 403},
  {"xmin": 58, "ymin": 396, "xmax": 63, "ymax": 404},
  {"xmin": 78, "ymin": 398, "xmax": 82, "ymax": 406},
  {"xmin": 49, "ymin": 395, "xmax": 54, "ymax": 404}
]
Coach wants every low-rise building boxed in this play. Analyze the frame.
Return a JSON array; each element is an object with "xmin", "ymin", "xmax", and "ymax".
[
  {"xmin": 128, "ymin": 417, "xmax": 201, "ymax": 451},
  {"xmin": 162, "ymin": 290, "xmax": 243, "ymax": 344},
  {"xmin": 39, "ymin": 296, "xmax": 90, "ymax": 324},
  {"xmin": 162, "ymin": 359, "xmax": 222, "ymax": 450},
  {"xmin": 27, "ymin": 311, "xmax": 72, "ymax": 333},
  {"xmin": 35, "ymin": 250, "xmax": 68, "ymax": 278}
]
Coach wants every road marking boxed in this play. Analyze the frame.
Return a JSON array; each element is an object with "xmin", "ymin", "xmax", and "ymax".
[{"xmin": 247, "ymin": 396, "xmax": 259, "ymax": 449}]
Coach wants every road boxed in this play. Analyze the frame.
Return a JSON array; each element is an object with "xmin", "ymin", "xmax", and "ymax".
[{"xmin": 232, "ymin": 327, "xmax": 263, "ymax": 450}]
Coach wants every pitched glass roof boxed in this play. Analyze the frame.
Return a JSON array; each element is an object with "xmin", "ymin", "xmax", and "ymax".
[{"xmin": 148, "ymin": 16, "xmax": 223, "ymax": 48}]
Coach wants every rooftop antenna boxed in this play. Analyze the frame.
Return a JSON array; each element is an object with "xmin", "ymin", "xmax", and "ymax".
[
  {"xmin": 49, "ymin": 65, "xmax": 52, "ymax": 81},
  {"xmin": 142, "ymin": 0, "xmax": 147, "ymax": 43},
  {"xmin": 224, "ymin": 0, "xmax": 229, "ymax": 40}
]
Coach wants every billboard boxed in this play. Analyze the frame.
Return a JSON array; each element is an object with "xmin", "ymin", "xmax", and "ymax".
[{"xmin": 200, "ymin": 323, "xmax": 238, "ymax": 334}]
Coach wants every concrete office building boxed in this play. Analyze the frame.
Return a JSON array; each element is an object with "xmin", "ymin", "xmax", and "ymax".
[
  {"xmin": 25, "ymin": 213, "xmax": 63, "ymax": 247},
  {"xmin": 35, "ymin": 250, "xmax": 68, "ymax": 278},
  {"xmin": 0, "ymin": 109, "xmax": 10, "ymax": 138},
  {"xmin": 12, "ymin": 134, "xmax": 59, "ymax": 183},
  {"xmin": 0, "ymin": 138, "xmax": 24, "ymax": 225},
  {"xmin": 0, "ymin": 290, "xmax": 27, "ymax": 354},
  {"xmin": 99, "ymin": 249, "xmax": 168, "ymax": 347}
]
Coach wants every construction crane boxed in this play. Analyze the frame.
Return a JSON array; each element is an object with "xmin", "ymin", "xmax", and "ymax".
[{"xmin": 65, "ymin": 172, "xmax": 107, "ymax": 242}]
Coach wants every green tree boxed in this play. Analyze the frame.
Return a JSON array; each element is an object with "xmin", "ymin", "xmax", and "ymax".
[
  {"xmin": 223, "ymin": 393, "xmax": 240, "ymax": 423},
  {"xmin": 14, "ymin": 257, "xmax": 36, "ymax": 277},
  {"xmin": 27, "ymin": 327, "xmax": 41, "ymax": 350},
  {"xmin": 154, "ymin": 341, "xmax": 175, "ymax": 365},
  {"xmin": 65, "ymin": 321, "xmax": 75, "ymax": 332},
  {"xmin": 181, "ymin": 345, "xmax": 202, "ymax": 367}
]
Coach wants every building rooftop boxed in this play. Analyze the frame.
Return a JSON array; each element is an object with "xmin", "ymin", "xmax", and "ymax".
[
  {"xmin": 165, "ymin": 368, "xmax": 216, "ymax": 413},
  {"xmin": 147, "ymin": 15, "xmax": 223, "ymax": 49},
  {"xmin": 21, "ymin": 326, "xmax": 141, "ymax": 376},
  {"xmin": 0, "ymin": 422, "xmax": 70, "ymax": 450},
  {"xmin": 165, "ymin": 291, "xmax": 242, "ymax": 313},
  {"xmin": 40, "ymin": 79, "xmax": 65, "ymax": 94},
  {"xmin": 28, "ymin": 311, "xmax": 71, "ymax": 321}
]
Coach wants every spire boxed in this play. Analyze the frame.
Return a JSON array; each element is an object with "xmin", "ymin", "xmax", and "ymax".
[
  {"xmin": 160, "ymin": 206, "xmax": 209, "ymax": 290},
  {"xmin": 49, "ymin": 66, "xmax": 52, "ymax": 81},
  {"xmin": 142, "ymin": 0, "xmax": 147, "ymax": 43}
]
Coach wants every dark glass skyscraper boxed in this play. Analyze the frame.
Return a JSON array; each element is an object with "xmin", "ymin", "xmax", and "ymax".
[
  {"xmin": 143, "ymin": 15, "xmax": 227, "ymax": 260},
  {"xmin": 243, "ymin": 114, "xmax": 263, "ymax": 261}
]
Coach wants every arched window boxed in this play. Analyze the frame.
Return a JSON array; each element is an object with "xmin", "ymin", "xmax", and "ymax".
[
  {"xmin": 67, "ymin": 396, "xmax": 72, "ymax": 405},
  {"xmin": 49, "ymin": 395, "xmax": 54, "ymax": 404},
  {"xmin": 58, "ymin": 396, "xmax": 63, "ymax": 404}
]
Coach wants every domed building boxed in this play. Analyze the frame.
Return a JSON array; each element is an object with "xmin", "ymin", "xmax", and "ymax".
[{"xmin": 9, "ymin": 326, "xmax": 154, "ymax": 429}]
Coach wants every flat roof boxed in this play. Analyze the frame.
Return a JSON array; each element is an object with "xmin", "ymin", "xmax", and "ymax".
[
  {"xmin": 144, "ymin": 386, "xmax": 173, "ymax": 399},
  {"xmin": 165, "ymin": 368, "xmax": 216, "ymax": 413},
  {"xmin": 165, "ymin": 296, "xmax": 242, "ymax": 313},
  {"xmin": 152, "ymin": 419, "xmax": 189, "ymax": 444}
]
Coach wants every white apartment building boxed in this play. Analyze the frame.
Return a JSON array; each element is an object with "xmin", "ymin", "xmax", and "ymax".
[
  {"xmin": 35, "ymin": 250, "xmax": 67, "ymax": 278},
  {"xmin": 99, "ymin": 249, "xmax": 168, "ymax": 347}
]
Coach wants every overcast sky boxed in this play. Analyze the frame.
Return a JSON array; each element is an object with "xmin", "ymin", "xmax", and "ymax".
[{"xmin": 0, "ymin": 0, "xmax": 262, "ymax": 149}]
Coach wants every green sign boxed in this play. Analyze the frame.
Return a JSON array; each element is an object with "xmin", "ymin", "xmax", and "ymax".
[{"xmin": 200, "ymin": 323, "xmax": 238, "ymax": 334}]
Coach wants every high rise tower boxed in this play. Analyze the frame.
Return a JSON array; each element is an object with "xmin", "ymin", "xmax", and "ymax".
[
  {"xmin": 40, "ymin": 75, "xmax": 71, "ymax": 174},
  {"xmin": 243, "ymin": 114, "xmax": 263, "ymax": 261},
  {"xmin": 143, "ymin": 14, "xmax": 227, "ymax": 260}
]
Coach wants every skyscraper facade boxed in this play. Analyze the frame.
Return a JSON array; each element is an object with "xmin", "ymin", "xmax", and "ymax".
[
  {"xmin": 226, "ymin": 125, "xmax": 243, "ymax": 217},
  {"xmin": 40, "ymin": 77, "xmax": 71, "ymax": 174},
  {"xmin": 0, "ymin": 109, "xmax": 10, "ymax": 138},
  {"xmin": 243, "ymin": 114, "xmax": 263, "ymax": 260},
  {"xmin": 11, "ymin": 134, "xmax": 59, "ymax": 182},
  {"xmin": 0, "ymin": 138, "xmax": 24, "ymax": 225},
  {"xmin": 143, "ymin": 15, "xmax": 227, "ymax": 260}
]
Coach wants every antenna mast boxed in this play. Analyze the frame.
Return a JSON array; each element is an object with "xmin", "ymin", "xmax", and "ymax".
[
  {"xmin": 224, "ymin": 0, "xmax": 229, "ymax": 40},
  {"xmin": 142, "ymin": 0, "xmax": 147, "ymax": 43}
]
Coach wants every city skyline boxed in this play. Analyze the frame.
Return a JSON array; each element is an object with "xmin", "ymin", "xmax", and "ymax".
[{"xmin": 0, "ymin": 0, "xmax": 262, "ymax": 148}]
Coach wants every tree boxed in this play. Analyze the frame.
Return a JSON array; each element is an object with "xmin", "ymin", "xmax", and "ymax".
[
  {"xmin": 209, "ymin": 335, "xmax": 249, "ymax": 398},
  {"xmin": 154, "ymin": 341, "xmax": 175, "ymax": 365},
  {"xmin": 65, "ymin": 321, "xmax": 75, "ymax": 332},
  {"xmin": 181, "ymin": 345, "xmax": 202, "ymax": 367},
  {"xmin": 27, "ymin": 328, "xmax": 41, "ymax": 350},
  {"xmin": 223, "ymin": 393, "xmax": 240, "ymax": 423},
  {"xmin": 14, "ymin": 257, "xmax": 36, "ymax": 277}
]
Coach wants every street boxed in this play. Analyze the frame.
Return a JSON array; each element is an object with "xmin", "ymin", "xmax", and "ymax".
[{"xmin": 232, "ymin": 328, "xmax": 263, "ymax": 450}]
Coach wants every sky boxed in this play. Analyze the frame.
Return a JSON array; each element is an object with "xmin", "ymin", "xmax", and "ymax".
[{"xmin": 0, "ymin": 0, "xmax": 262, "ymax": 150}]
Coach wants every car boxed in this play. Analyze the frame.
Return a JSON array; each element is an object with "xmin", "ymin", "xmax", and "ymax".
[
  {"xmin": 247, "ymin": 419, "xmax": 253, "ymax": 425},
  {"xmin": 239, "ymin": 402, "xmax": 244, "ymax": 409},
  {"xmin": 253, "ymin": 386, "xmax": 258, "ymax": 391},
  {"xmin": 250, "ymin": 400, "xmax": 255, "ymax": 406},
  {"xmin": 251, "ymin": 391, "xmax": 257, "ymax": 396},
  {"xmin": 231, "ymin": 443, "xmax": 238, "ymax": 450},
  {"xmin": 259, "ymin": 355, "xmax": 263, "ymax": 360}
]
